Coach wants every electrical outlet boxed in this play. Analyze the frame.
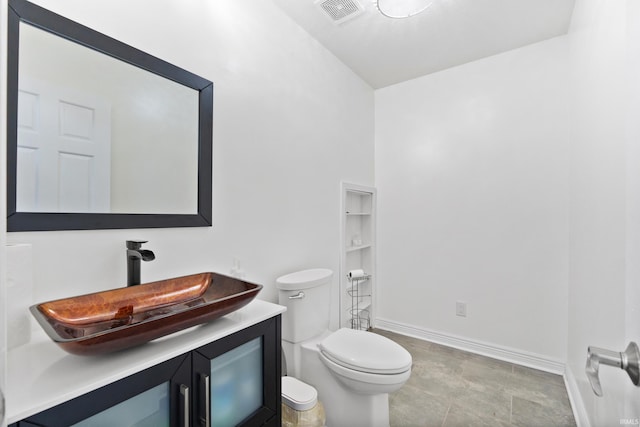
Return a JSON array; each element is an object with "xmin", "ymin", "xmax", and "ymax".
[{"xmin": 456, "ymin": 301, "xmax": 467, "ymax": 317}]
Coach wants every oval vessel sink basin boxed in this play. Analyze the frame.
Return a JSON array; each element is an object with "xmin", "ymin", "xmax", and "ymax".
[{"xmin": 30, "ymin": 272, "xmax": 262, "ymax": 356}]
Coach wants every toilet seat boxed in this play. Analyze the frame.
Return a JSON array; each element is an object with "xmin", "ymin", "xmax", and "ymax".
[
  {"xmin": 319, "ymin": 351, "xmax": 412, "ymax": 385},
  {"xmin": 318, "ymin": 328, "xmax": 412, "ymax": 375},
  {"xmin": 318, "ymin": 349, "xmax": 412, "ymax": 395}
]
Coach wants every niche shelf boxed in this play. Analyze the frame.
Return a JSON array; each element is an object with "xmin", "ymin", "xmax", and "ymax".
[
  {"xmin": 346, "ymin": 243, "xmax": 372, "ymax": 253},
  {"xmin": 340, "ymin": 182, "xmax": 376, "ymax": 330}
]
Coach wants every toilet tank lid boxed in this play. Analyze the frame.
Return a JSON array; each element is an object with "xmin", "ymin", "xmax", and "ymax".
[
  {"xmin": 282, "ymin": 376, "xmax": 318, "ymax": 411},
  {"xmin": 276, "ymin": 268, "xmax": 333, "ymax": 291}
]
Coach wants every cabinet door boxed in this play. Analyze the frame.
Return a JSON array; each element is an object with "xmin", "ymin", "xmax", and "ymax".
[
  {"xmin": 22, "ymin": 353, "xmax": 191, "ymax": 427},
  {"xmin": 193, "ymin": 316, "xmax": 281, "ymax": 427}
]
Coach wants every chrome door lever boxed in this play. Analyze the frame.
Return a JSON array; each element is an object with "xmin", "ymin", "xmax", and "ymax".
[{"xmin": 586, "ymin": 342, "xmax": 640, "ymax": 396}]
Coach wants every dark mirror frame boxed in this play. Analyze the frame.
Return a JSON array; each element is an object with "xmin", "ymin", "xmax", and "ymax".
[{"xmin": 7, "ymin": 0, "xmax": 213, "ymax": 231}]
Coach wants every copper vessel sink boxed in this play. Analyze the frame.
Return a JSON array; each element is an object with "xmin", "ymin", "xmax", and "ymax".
[{"xmin": 30, "ymin": 272, "xmax": 262, "ymax": 356}]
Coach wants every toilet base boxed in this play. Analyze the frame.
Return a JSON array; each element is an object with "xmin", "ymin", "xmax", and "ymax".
[{"xmin": 299, "ymin": 338, "xmax": 391, "ymax": 427}]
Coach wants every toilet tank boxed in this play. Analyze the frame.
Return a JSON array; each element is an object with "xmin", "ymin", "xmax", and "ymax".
[{"xmin": 276, "ymin": 269, "xmax": 333, "ymax": 343}]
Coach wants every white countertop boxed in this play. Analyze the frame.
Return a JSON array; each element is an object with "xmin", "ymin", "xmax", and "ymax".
[{"xmin": 6, "ymin": 299, "xmax": 286, "ymax": 424}]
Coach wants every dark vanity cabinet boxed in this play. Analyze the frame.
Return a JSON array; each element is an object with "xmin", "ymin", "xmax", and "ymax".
[{"xmin": 10, "ymin": 317, "xmax": 281, "ymax": 427}]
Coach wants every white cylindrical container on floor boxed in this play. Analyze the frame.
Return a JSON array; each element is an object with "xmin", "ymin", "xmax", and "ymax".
[{"xmin": 282, "ymin": 376, "xmax": 325, "ymax": 427}]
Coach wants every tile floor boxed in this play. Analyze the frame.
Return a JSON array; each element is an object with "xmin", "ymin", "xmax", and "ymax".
[{"xmin": 373, "ymin": 329, "xmax": 576, "ymax": 427}]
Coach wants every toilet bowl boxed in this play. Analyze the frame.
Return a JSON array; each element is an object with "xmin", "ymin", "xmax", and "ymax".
[
  {"xmin": 318, "ymin": 328, "xmax": 412, "ymax": 395},
  {"xmin": 277, "ymin": 268, "xmax": 412, "ymax": 427}
]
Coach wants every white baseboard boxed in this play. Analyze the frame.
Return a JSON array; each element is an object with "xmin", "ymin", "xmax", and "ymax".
[
  {"xmin": 374, "ymin": 317, "xmax": 565, "ymax": 374},
  {"xmin": 564, "ymin": 365, "xmax": 591, "ymax": 427}
]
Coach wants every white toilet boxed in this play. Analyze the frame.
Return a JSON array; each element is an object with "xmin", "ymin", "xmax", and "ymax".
[{"xmin": 277, "ymin": 268, "xmax": 412, "ymax": 427}]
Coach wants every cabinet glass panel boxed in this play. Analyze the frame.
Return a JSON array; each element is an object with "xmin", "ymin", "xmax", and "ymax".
[
  {"xmin": 210, "ymin": 337, "xmax": 263, "ymax": 427},
  {"xmin": 71, "ymin": 382, "xmax": 169, "ymax": 427}
]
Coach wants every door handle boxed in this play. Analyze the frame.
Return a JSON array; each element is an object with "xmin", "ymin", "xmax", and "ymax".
[
  {"xmin": 585, "ymin": 342, "xmax": 640, "ymax": 396},
  {"xmin": 180, "ymin": 384, "xmax": 190, "ymax": 427},
  {"xmin": 199, "ymin": 374, "xmax": 210, "ymax": 427}
]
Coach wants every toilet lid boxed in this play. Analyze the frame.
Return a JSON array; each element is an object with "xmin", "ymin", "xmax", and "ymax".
[
  {"xmin": 282, "ymin": 376, "xmax": 318, "ymax": 411},
  {"xmin": 318, "ymin": 328, "xmax": 412, "ymax": 374}
]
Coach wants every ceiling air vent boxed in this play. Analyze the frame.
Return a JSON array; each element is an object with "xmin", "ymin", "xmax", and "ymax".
[{"xmin": 315, "ymin": 0, "xmax": 365, "ymax": 25}]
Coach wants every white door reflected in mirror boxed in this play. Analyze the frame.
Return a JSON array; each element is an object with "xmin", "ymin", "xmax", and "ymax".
[
  {"xmin": 17, "ymin": 77, "xmax": 111, "ymax": 213},
  {"xmin": 16, "ymin": 21, "xmax": 199, "ymax": 215}
]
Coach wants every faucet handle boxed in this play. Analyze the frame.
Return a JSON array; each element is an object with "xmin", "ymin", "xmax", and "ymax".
[{"xmin": 126, "ymin": 240, "xmax": 148, "ymax": 250}]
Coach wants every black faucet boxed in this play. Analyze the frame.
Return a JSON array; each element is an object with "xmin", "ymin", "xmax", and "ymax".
[{"xmin": 126, "ymin": 240, "xmax": 155, "ymax": 286}]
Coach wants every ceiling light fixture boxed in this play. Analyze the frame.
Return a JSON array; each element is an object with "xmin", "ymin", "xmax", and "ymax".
[{"xmin": 376, "ymin": 0, "xmax": 433, "ymax": 18}]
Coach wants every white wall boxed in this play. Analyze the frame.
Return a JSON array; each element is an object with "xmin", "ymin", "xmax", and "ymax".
[
  {"xmin": 6, "ymin": 0, "xmax": 374, "ymax": 335},
  {"xmin": 375, "ymin": 1, "xmax": 640, "ymax": 422},
  {"xmin": 566, "ymin": 0, "xmax": 640, "ymax": 424},
  {"xmin": 375, "ymin": 36, "xmax": 570, "ymax": 365}
]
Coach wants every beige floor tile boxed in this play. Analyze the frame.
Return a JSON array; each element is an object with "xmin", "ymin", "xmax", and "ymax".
[
  {"xmin": 390, "ymin": 382, "xmax": 450, "ymax": 427},
  {"xmin": 376, "ymin": 329, "xmax": 576, "ymax": 427},
  {"xmin": 511, "ymin": 396, "xmax": 576, "ymax": 427},
  {"xmin": 443, "ymin": 405, "xmax": 512, "ymax": 427}
]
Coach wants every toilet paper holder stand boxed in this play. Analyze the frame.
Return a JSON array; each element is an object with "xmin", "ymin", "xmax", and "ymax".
[{"xmin": 347, "ymin": 273, "xmax": 371, "ymax": 331}]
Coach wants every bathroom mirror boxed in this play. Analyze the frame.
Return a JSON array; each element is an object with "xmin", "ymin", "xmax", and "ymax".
[{"xmin": 7, "ymin": 0, "xmax": 213, "ymax": 231}]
